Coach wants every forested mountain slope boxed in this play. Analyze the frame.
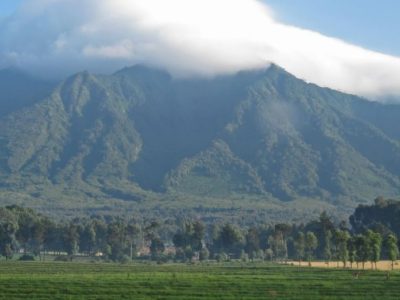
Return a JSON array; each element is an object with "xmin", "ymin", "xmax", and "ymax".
[{"xmin": 0, "ymin": 65, "xmax": 399, "ymax": 217}]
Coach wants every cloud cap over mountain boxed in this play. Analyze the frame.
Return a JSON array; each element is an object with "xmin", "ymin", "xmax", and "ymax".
[{"xmin": 1, "ymin": 0, "xmax": 400, "ymax": 99}]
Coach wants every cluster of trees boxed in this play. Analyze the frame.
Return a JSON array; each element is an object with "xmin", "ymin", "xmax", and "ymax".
[
  {"xmin": 0, "ymin": 205, "xmax": 146, "ymax": 262},
  {"xmin": 0, "ymin": 198, "xmax": 399, "ymax": 269},
  {"xmin": 350, "ymin": 197, "xmax": 400, "ymax": 237}
]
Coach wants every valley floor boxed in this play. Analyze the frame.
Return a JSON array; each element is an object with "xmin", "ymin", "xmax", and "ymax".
[
  {"xmin": 0, "ymin": 261, "xmax": 398, "ymax": 299},
  {"xmin": 295, "ymin": 260, "xmax": 400, "ymax": 271}
]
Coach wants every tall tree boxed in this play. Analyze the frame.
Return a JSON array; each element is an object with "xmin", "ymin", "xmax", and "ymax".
[
  {"xmin": 215, "ymin": 224, "xmax": 244, "ymax": 258},
  {"xmin": 323, "ymin": 230, "xmax": 332, "ymax": 265},
  {"xmin": 150, "ymin": 237, "xmax": 165, "ymax": 260},
  {"xmin": 348, "ymin": 236, "xmax": 356, "ymax": 269},
  {"xmin": 385, "ymin": 234, "xmax": 399, "ymax": 270},
  {"xmin": 173, "ymin": 221, "xmax": 205, "ymax": 261},
  {"xmin": 245, "ymin": 227, "xmax": 260, "ymax": 260},
  {"xmin": 335, "ymin": 230, "xmax": 350, "ymax": 268},
  {"xmin": 354, "ymin": 234, "xmax": 369, "ymax": 269},
  {"xmin": 12, "ymin": 206, "xmax": 37, "ymax": 254},
  {"xmin": 268, "ymin": 232, "xmax": 286, "ymax": 261},
  {"xmin": 80, "ymin": 222, "xmax": 96, "ymax": 256},
  {"xmin": 107, "ymin": 220, "xmax": 128, "ymax": 261},
  {"xmin": 192, "ymin": 221, "xmax": 205, "ymax": 252},
  {"xmin": 0, "ymin": 208, "xmax": 19, "ymax": 260},
  {"xmin": 305, "ymin": 232, "xmax": 318, "ymax": 266},
  {"xmin": 63, "ymin": 223, "xmax": 80, "ymax": 258},
  {"xmin": 293, "ymin": 232, "xmax": 305, "ymax": 265},
  {"xmin": 32, "ymin": 218, "xmax": 48, "ymax": 260},
  {"xmin": 126, "ymin": 223, "xmax": 140, "ymax": 260},
  {"xmin": 305, "ymin": 212, "xmax": 334, "ymax": 259},
  {"xmin": 274, "ymin": 224, "xmax": 291, "ymax": 261},
  {"xmin": 92, "ymin": 218, "xmax": 108, "ymax": 255},
  {"xmin": 366, "ymin": 230, "xmax": 382, "ymax": 270}
]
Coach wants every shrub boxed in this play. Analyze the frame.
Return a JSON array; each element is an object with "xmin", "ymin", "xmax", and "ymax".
[
  {"xmin": 216, "ymin": 252, "xmax": 229, "ymax": 262},
  {"xmin": 199, "ymin": 248, "xmax": 210, "ymax": 261},
  {"xmin": 19, "ymin": 254, "xmax": 35, "ymax": 261},
  {"xmin": 118, "ymin": 255, "xmax": 131, "ymax": 264},
  {"xmin": 240, "ymin": 250, "xmax": 249, "ymax": 262},
  {"xmin": 54, "ymin": 255, "xmax": 70, "ymax": 262}
]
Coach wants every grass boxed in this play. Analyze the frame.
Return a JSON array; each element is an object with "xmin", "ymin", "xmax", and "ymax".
[{"xmin": 0, "ymin": 261, "xmax": 398, "ymax": 299}]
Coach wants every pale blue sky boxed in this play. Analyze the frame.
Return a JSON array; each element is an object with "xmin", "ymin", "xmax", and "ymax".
[
  {"xmin": 0, "ymin": 0, "xmax": 22, "ymax": 16},
  {"xmin": 266, "ymin": 0, "xmax": 400, "ymax": 56},
  {"xmin": 1, "ymin": 0, "xmax": 398, "ymax": 56}
]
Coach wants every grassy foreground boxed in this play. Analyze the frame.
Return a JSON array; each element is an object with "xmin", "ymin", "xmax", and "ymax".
[{"xmin": 0, "ymin": 261, "xmax": 398, "ymax": 299}]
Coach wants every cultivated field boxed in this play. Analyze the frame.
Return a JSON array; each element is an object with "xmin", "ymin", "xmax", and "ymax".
[
  {"xmin": 297, "ymin": 260, "xmax": 400, "ymax": 271},
  {"xmin": 0, "ymin": 262, "xmax": 398, "ymax": 299}
]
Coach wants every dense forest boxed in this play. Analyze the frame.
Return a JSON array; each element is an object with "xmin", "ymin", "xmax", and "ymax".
[{"xmin": 0, "ymin": 198, "xmax": 399, "ymax": 269}]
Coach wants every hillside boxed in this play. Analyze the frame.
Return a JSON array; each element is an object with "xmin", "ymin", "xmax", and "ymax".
[
  {"xmin": 0, "ymin": 68, "xmax": 54, "ymax": 117},
  {"xmin": 0, "ymin": 65, "xmax": 399, "ymax": 219}
]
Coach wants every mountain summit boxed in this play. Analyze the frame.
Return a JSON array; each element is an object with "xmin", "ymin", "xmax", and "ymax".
[{"xmin": 0, "ymin": 65, "xmax": 399, "ymax": 217}]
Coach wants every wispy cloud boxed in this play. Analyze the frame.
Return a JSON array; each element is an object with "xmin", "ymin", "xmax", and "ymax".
[{"xmin": 1, "ymin": 0, "xmax": 400, "ymax": 99}]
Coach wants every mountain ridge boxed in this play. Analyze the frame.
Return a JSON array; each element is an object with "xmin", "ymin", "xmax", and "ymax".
[{"xmin": 0, "ymin": 65, "xmax": 399, "ymax": 218}]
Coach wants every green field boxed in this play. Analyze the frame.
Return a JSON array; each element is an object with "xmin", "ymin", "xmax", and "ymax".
[{"xmin": 0, "ymin": 262, "xmax": 398, "ymax": 299}]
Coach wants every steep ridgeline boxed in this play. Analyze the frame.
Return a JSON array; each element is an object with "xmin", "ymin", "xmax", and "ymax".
[{"xmin": 0, "ymin": 65, "xmax": 399, "ymax": 210}]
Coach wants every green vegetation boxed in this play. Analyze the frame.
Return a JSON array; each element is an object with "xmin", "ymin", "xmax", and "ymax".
[
  {"xmin": 0, "ymin": 68, "xmax": 54, "ymax": 118},
  {"xmin": 0, "ymin": 201, "xmax": 397, "ymax": 298},
  {"xmin": 0, "ymin": 200, "xmax": 398, "ymax": 268},
  {"xmin": 0, "ymin": 65, "xmax": 400, "ymax": 219},
  {"xmin": 0, "ymin": 261, "xmax": 398, "ymax": 299},
  {"xmin": 350, "ymin": 197, "xmax": 400, "ymax": 237}
]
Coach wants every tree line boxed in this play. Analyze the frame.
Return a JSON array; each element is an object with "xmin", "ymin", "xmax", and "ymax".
[{"xmin": 0, "ymin": 198, "xmax": 399, "ymax": 268}]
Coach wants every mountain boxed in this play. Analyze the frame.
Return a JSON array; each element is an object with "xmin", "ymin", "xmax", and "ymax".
[
  {"xmin": 0, "ymin": 68, "xmax": 55, "ymax": 117},
  {"xmin": 0, "ymin": 64, "xmax": 399, "ymax": 219}
]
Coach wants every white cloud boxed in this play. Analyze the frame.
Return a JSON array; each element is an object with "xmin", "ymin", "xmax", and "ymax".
[{"xmin": 1, "ymin": 0, "xmax": 400, "ymax": 99}]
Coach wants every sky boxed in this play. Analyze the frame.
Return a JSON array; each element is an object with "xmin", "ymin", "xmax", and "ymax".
[
  {"xmin": 0, "ymin": 1, "xmax": 22, "ymax": 16},
  {"xmin": 0, "ymin": 0, "xmax": 399, "ymax": 100},
  {"xmin": 1, "ymin": 0, "xmax": 399, "ymax": 56},
  {"xmin": 266, "ymin": 0, "xmax": 400, "ymax": 57}
]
